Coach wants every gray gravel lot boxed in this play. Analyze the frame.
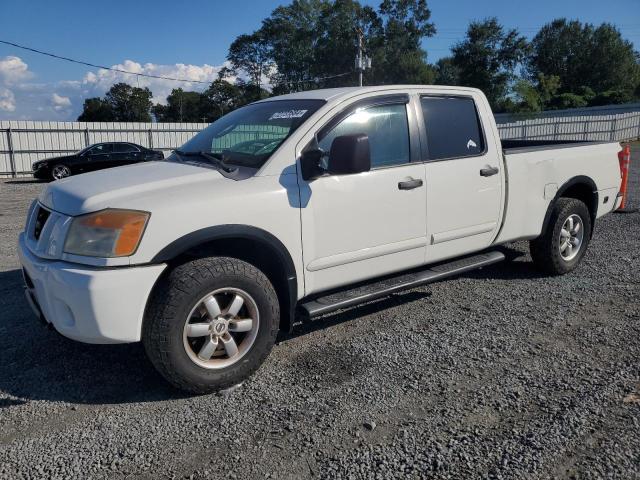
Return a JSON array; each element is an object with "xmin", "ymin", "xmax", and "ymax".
[{"xmin": 0, "ymin": 145, "xmax": 639, "ymax": 479}]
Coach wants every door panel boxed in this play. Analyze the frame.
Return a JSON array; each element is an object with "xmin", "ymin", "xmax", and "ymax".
[
  {"xmin": 85, "ymin": 144, "xmax": 113, "ymax": 171},
  {"xmin": 299, "ymin": 99, "xmax": 427, "ymax": 295},
  {"xmin": 301, "ymin": 165, "xmax": 427, "ymax": 293},
  {"xmin": 419, "ymin": 95, "xmax": 503, "ymax": 263}
]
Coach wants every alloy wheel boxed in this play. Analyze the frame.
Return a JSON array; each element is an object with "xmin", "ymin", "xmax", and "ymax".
[
  {"xmin": 559, "ymin": 213, "xmax": 584, "ymax": 261},
  {"xmin": 182, "ymin": 287, "xmax": 259, "ymax": 369}
]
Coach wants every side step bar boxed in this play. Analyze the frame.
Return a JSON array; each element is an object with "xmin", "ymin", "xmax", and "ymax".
[{"xmin": 299, "ymin": 250, "xmax": 505, "ymax": 318}]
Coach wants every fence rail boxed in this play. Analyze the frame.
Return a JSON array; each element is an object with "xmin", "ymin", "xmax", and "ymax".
[
  {"xmin": 0, "ymin": 121, "xmax": 207, "ymax": 177},
  {"xmin": 495, "ymin": 102, "xmax": 640, "ymax": 142},
  {"xmin": 2, "ymin": 102, "xmax": 640, "ymax": 177}
]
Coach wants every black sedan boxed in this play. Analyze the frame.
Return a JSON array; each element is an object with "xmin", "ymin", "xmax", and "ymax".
[{"xmin": 32, "ymin": 142, "xmax": 164, "ymax": 180}]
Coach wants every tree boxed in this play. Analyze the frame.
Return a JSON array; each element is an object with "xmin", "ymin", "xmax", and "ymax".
[
  {"xmin": 451, "ymin": 18, "xmax": 529, "ymax": 110},
  {"xmin": 227, "ymin": 32, "xmax": 272, "ymax": 92},
  {"xmin": 314, "ymin": 0, "xmax": 382, "ymax": 88},
  {"xmin": 152, "ymin": 88, "xmax": 204, "ymax": 122},
  {"xmin": 240, "ymin": 0, "xmax": 437, "ymax": 94},
  {"xmin": 201, "ymin": 79, "xmax": 243, "ymax": 120},
  {"xmin": 374, "ymin": 0, "xmax": 436, "ymax": 84},
  {"xmin": 77, "ymin": 98, "xmax": 114, "ymax": 121},
  {"xmin": 528, "ymin": 19, "xmax": 640, "ymax": 107},
  {"xmin": 104, "ymin": 83, "xmax": 153, "ymax": 122},
  {"xmin": 434, "ymin": 57, "xmax": 459, "ymax": 85},
  {"xmin": 78, "ymin": 83, "xmax": 152, "ymax": 121}
]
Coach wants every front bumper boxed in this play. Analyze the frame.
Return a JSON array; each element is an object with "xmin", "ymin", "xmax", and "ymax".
[{"xmin": 18, "ymin": 233, "xmax": 166, "ymax": 344}]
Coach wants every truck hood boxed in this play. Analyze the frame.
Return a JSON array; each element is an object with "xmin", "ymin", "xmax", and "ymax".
[{"xmin": 39, "ymin": 161, "xmax": 225, "ymax": 215}]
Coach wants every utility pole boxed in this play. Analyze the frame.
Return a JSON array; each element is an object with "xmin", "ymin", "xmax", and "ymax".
[{"xmin": 355, "ymin": 27, "xmax": 371, "ymax": 87}]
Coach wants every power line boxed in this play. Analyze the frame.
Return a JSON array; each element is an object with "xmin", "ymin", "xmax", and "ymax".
[{"xmin": 0, "ymin": 39, "xmax": 212, "ymax": 84}]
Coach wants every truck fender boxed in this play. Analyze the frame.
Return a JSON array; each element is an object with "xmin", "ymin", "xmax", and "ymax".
[
  {"xmin": 539, "ymin": 175, "xmax": 598, "ymax": 236},
  {"xmin": 150, "ymin": 224, "xmax": 298, "ymax": 331}
]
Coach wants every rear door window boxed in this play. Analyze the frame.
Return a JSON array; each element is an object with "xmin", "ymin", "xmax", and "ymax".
[
  {"xmin": 420, "ymin": 96, "xmax": 485, "ymax": 160},
  {"xmin": 113, "ymin": 143, "xmax": 139, "ymax": 153},
  {"xmin": 89, "ymin": 144, "xmax": 113, "ymax": 155}
]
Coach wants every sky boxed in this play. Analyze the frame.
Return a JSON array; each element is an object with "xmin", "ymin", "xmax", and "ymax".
[{"xmin": 0, "ymin": 0, "xmax": 638, "ymax": 121}]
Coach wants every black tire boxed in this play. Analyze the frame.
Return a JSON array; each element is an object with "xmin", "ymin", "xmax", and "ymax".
[
  {"xmin": 142, "ymin": 256, "xmax": 279, "ymax": 394},
  {"xmin": 529, "ymin": 197, "xmax": 592, "ymax": 275}
]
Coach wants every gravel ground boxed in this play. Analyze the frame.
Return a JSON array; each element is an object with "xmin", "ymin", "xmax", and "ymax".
[{"xmin": 0, "ymin": 145, "xmax": 639, "ymax": 479}]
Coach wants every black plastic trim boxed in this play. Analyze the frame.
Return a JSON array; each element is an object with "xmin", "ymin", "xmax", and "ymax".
[
  {"xmin": 300, "ymin": 250, "xmax": 505, "ymax": 318},
  {"xmin": 150, "ymin": 224, "xmax": 298, "ymax": 328},
  {"xmin": 540, "ymin": 175, "xmax": 598, "ymax": 235}
]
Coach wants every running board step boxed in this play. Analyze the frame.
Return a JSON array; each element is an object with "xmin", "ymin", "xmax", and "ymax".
[{"xmin": 299, "ymin": 251, "xmax": 505, "ymax": 318}]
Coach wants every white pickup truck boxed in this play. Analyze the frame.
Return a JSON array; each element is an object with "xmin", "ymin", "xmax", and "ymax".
[{"xmin": 19, "ymin": 86, "xmax": 624, "ymax": 393}]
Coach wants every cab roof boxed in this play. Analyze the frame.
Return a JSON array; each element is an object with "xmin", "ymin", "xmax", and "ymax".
[{"xmin": 256, "ymin": 85, "xmax": 481, "ymax": 104}]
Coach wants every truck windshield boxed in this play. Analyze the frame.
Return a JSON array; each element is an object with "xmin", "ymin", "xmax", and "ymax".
[{"xmin": 170, "ymin": 99, "xmax": 325, "ymax": 169}]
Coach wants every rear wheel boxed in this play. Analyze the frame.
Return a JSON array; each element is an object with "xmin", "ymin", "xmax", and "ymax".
[
  {"xmin": 51, "ymin": 164, "xmax": 71, "ymax": 180},
  {"xmin": 142, "ymin": 256, "xmax": 279, "ymax": 394},
  {"xmin": 530, "ymin": 198, "xmax": 592, "ymax": 275}
]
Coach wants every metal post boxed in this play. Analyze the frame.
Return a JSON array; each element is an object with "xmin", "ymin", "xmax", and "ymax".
[
  {"xmin": 583, "ymin": 120, "xmax": 589, "ymax": 141},
  {"xmin": 610, "ymin": 117, "xmax": 617, "ymax": 141},
  {"xmin": 6, "ymin": 128, "xmax": 16, "ymax": 178},
  {"xmin": 553, "ymin": 121, "xmax": 558, "ymax": 140},
  {"xmin": 356, "ymin": 28, "xmax": 363, "ymax": 87},
  {"xmin": 148, "ymin": 128, "xmax": 153, "ymax": 149},
  {"xmin": 84, "ymin": 128, "xmax": 90, "ymax": 147}
]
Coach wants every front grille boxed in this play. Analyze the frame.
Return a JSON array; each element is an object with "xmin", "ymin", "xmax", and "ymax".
[{"xmin": 33, "ymin": 206, "xmax": 50, "ymax": 240}]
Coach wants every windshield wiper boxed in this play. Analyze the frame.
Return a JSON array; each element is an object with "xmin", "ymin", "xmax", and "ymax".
[{"xmin": 173, "ymin": 150, "xmax": 236, "ymax": 173}]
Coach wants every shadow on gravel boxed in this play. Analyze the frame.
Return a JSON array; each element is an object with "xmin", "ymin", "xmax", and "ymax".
[
  {"xmin": 282, "ymin": 290, "xmax": 429, "ymax": 342},
  {"xmin": 461, "ymin": 245, "xmax": 549, "ymax": 281},
  {"xmin": 4, "ymin": 180, "xmax": 47, "ymax": 185},
  {"xmin": 0, "ymin": 269, "xmax": 187, "ymax": 406}
]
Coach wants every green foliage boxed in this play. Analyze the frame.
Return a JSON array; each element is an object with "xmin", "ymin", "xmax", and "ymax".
[
  {"xmin": 77, "ymin": 98, "xmax": 114, "ymax": 122},
  {"xmin": 528, "ymin": 19, "xmax": 640, "ymax": 106},
  {"xmin": 109, "ymin": 5, "xmax": 640, "ymax": 124},
  {"xmin": 152, "ymin": 88, "xmax": 205, "ymax": 122},
  {"xmin": 548, "ymin": 92, "xmax": 588, "ymax": 110},
  {"xmin": 78, "ymin": 83, "xmax": 152, "ymax": 122},
  {"xmin": 227, "ymin": 32, "xmax": 272, "ymax": 90},
  {"xmin": 451, "ymin": 17, "xmax": 530, "ymax": 110},
  {"xmin": 434, "ymin": 57, "xmax": 459, "ymax": 85}
]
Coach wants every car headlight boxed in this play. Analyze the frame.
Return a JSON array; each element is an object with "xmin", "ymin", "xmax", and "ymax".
[{"xmin": 64, "ymin": 209, "xmax": 150, "ymax": 257}]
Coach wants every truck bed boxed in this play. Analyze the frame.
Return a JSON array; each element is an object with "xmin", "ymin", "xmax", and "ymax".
[{"xmin": 494, "ymin": 140, "xmax": 622, "ymax": 245}]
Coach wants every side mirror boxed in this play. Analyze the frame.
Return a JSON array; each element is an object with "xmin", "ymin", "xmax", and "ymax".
[
  {"xmin": 326, "ymin": 133, "xmax": 370, "ymax": 175},
  {"xmin": 300, "ymin": 133, "xmax": 371, "ymax": 181}
]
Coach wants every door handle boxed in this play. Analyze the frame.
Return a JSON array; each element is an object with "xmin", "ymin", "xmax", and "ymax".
[
  {"xmin": 480, "ymin": 166, "xmax": 499, "ymax": 177},
  {"xmin": 398, "ymin": 178, "xmax": 423, "ymax": 190}
]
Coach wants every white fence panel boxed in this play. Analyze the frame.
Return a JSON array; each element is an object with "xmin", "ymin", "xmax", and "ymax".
[
  {"xmin": 2, "ymin": 103, "xmax": 640, "ymax": 177},
  {"xmin": 495, "ymin": 103, "xmax": 640, "ymax": 142},
  {"xmin": 0, "ymin": 121, "xmax": 207, "ymax": 177}
]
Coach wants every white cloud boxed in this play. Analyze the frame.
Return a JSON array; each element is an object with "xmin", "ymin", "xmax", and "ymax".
[
  {"xmin": 0, "ymin": 56, "xmax": 33, "ymax": 84},
  {"xmin": 51, "ymin": 93, "xmax": 71, "ymax": 111},
  {"xmin": 0, "ymin": 55, "xmax": 232, "ymax": 120},
  {"xmin": 82, "ymin": 59, "xmax": 230, "ymax": 104},
  {"xmin": 0, "ymin": 87, "xmax": 16, "ymax": 111}
]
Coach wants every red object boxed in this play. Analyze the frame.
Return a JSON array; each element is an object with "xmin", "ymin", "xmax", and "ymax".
[{"xmin": 617, "ymin": 144, "xmax": 631, "ymax": 210}]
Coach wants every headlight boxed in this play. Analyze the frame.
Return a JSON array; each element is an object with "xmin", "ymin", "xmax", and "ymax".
[{"xmin": 64, "ymin": 209, "xmax": 150, "ymax": 257}]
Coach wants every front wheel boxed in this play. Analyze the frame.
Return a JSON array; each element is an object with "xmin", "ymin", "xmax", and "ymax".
[
  {"xmin": 142, "ymin": 257, "xmax": 280, "ymax": 394},
  {"xmin": 529, "ymin": 197, "xmax": 592, "ymax": 275}
]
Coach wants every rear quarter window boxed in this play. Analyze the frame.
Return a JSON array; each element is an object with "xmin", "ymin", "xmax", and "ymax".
[{"xmin": 420, "ymin": 96, "xmax": 485, "ymax": 160}]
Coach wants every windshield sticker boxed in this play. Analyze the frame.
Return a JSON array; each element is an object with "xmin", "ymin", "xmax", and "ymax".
[{"xmin": 269, "ymin": 109, "xmax": 308, "ymax": 120}]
